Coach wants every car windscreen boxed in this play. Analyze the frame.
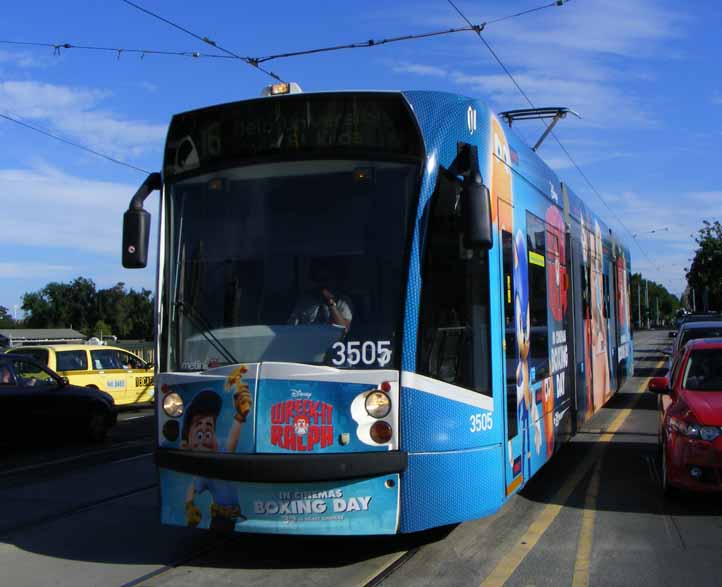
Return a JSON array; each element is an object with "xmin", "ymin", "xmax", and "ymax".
[
  {"xmin": 680, "ymin": 326, "xmax": 722, "ymax": 348},
  {"xmin": 683, "ymin": 349, "xmax": 722, "ymax": 391},
  {"xmin": 7, "ymin": 348, "xmax": 49, "ymax": 365}
]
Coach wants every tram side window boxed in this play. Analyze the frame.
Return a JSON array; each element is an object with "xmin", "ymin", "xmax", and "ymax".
[
  {"xmin": 417, "ymin": 172, "xmax": 492, "ymax": 396},
  {"xmin": 526, "ymin": 212, "xmax": 549, "ymax": 383},
  {"xmin": 603, "ymin": 272, "xmax": 610, "ymax": 319}
]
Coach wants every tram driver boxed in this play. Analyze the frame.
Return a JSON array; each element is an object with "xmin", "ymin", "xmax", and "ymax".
[{"xmin": 288, "ymin": 257, "xmax": 353, "ymax": 333}]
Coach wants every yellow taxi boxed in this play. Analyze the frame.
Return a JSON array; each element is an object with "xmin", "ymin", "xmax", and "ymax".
[{"xmin": 4, "ymin": 344, "xmax": 154, "ymax": 406}]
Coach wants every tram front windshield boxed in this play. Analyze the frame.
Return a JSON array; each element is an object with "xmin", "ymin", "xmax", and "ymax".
[{"xmin": 167, "ymin": 160, "xmax": 418, "ymax": 371}]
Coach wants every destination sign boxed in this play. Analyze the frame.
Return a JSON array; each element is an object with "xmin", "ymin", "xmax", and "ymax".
[{"xmin": 164, "ymin": 93, "xmax": 423, "ymax": 177}]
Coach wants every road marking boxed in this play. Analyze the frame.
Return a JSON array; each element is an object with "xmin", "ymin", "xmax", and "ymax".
[
  {"xmin": 480, "ymin": 360, "xmax": 664, "ymax": 587},
  {"xmin": 571, "ymin": 464, "xmax": 601, "ymax": 587},
  {"xmin": 105, "ymin": 452, "xmax": 153, "ymax": 465},
  {"xmin": 0, "ymin": 439, "xmax": 152, "ymax": 477}
]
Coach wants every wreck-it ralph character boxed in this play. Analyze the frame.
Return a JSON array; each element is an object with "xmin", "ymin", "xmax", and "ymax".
[
  {"xmin": 513, "ymin": 231, "xmax": 541, "ymax": 478},
  {"xmin": 183, "ymin": 366, "xmax": 252, "ymax": 532}
]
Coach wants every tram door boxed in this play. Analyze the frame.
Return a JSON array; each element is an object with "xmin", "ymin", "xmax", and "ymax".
[
  {"xmin": 498, "ymin": 199, "xmax": 523, "ymax": 495},
  {"xmin": 565, "ymin": 229, "xmax": 579, "ymax": 435},
  {"xmin": 608, "ymin": 258, "xmax": 620, "ymax": 392}
]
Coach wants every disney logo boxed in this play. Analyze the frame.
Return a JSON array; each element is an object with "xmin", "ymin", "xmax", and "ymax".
[{"xmin": 291, "ymin": 389, "xmax": 312, "ymax": 399}]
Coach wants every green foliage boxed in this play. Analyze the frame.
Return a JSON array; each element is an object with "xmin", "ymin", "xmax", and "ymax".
[
  {"xmin": 686, "ymin": 220, "xmax": 722, "ymax": 312},
  {"xmin": 21, "ymin": 279, "xmax": 154, "ymax": 340},
  {"xmin": 93, "ymin": 320, "xmax": 113, "ymax": 337},
  {"xmin": 0, "ymin": 306, "xmax": 16, "ymax": 328},
  {"xmin": 630, "ymin": 273, "xmax": 680, "ymax": 326}
]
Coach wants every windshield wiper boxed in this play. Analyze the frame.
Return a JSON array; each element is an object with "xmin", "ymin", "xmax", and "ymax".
[{"xmin": 174, "ymin": 299, "xmax": 238, "ymax": 367}]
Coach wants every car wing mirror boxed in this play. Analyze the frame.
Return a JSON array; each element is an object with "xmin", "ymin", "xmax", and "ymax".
[{"xmin": 647, "ymin": 376, "xmax": 670, "ymax": 394}]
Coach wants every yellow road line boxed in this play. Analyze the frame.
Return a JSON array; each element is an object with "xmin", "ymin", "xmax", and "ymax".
[
  {"xmin": 480, "ymin": 447, "xmax": 600, "ymax": 587},
  {"xmin": 569, "ymin": 359, "xmax": 664, "ymax": 587},
  {"xmin": 571, "ymin": 464, "xmax": 601, "ymax": 587},
  {"xmin": 480, "ymin": 360, "xmax": 664, "ymax": 587}
]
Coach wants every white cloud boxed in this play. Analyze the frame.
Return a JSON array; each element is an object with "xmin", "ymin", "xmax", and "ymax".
[
  {"xmin": 138, "ymin": 81, "xmax": 159, "ymax": 93},
  {"xmin": 483, "ymin": 0, "xmax": 683, "ymax": 58},
  {"xmin": 0, "ymin": 50, "xmax": 47, "ymax": 68},
  {"xmin": 0, "ymin": 163, "xmax": 157, "ymax": 255},
  {"xmin": 392, "ymin": 62, "xmax": 448, "ymax": 78},
  {"xmin": 0, "ymin": 80, "xmax": 165, "ymax": 156},
  {"xmin": 0, "ymin": 263, "xmax": 73, "ymax": 278},
  {"xmin": 595, "ymin": 188, "xmax": 718, "ymax": 294},
  {"xmin": 390, "ymin": 0, "xmax": 685, "ymax": 128}
]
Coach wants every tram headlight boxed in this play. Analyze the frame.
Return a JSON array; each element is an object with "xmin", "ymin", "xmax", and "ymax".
[
  {"xmin": 365, "ymin": 391, "xmax": 391, "ymax": 418},
  {"xmin": 163, "ymin": 392, "xmax": 184, "ymax": 418},
  {"xmin": 370, "ymin": 421, "xmax": 393, "ymax": 444}
]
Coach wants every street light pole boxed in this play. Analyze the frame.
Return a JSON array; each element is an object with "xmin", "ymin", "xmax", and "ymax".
[
  {"xmin": 637, "ymin": 280, "xmax": 641, "ymax": 328},
  {"xmin": 656, "ymin": 298, "xmax": 660, "ymax": 327},
  {"xmin": 645, "ymin": 279, "xmax": 650, "ymax": 330}
]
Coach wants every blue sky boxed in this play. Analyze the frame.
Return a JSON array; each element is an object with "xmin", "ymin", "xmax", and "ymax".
[{"xmin": 1, "ymin": 0, "xmax": 720, "ymax": 315}]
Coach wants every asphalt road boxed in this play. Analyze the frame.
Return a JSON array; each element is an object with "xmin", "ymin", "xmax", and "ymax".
[{"xmin": 1, "ymin": 330, "xmax": 720, "ymax": 587}]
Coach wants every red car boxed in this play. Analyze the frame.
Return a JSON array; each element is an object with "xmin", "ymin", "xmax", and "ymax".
[{"xmin": 648, "ymin": 338, "xmax": 722, "ymax": 496}]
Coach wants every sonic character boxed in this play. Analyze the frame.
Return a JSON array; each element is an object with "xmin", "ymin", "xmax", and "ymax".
[
  {"xmin": 513, "ymin": 231, "xmax": 542, "ymax": 477},
  {"xmin": 183, "ymin": 367, "xmax": 252, "ymax": 532}
]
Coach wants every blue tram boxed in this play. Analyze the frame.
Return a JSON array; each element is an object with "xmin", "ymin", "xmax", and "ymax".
[{"xmin": 122, "ymin": 87, "xmax": 633, "ymax": 535}]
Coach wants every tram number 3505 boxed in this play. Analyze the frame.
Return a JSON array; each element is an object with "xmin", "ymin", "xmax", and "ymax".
[{"xmin": 469, "ymin": 413, "xmax": 493, "ymax": 432}]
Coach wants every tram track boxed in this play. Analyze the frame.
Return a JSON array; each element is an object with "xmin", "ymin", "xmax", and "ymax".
[
  {"xmin": 0, "ymin": 481, "xmax": 158, "ymax": 538},
  {"xmin": 0, "ymin": 437, "xmax": 154, "ymax": 480},
  {"xmin": 117, "ymin": 536, "xmax": 229, "ymax": 587},
  {"xmin": 113, "ymin": 536, "xmax": 421, "ymax": 587},
  {"xmin": 361, "ymin": 547, "xmax": 421, "ymax": 587}
]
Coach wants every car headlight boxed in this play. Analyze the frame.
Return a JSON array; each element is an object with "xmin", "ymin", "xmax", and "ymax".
[
  {"xmin": 669, "ymin": 418, "xmax": 721, "ymax": 441},
  {"xmin": 163, "ymin": 392, "xmax": 184, "ymax": 418},
  {"xmin": 699, "ymin": 426, "xmax": 721, "ymax": 442},
  {"xmin": 365, "ymin": 391, "xmax": 391, "ymax": 418}
]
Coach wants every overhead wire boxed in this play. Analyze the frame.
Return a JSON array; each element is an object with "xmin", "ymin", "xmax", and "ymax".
[
  {"xmin": 252, "ymin": 24, "xmax": 485, "ymax": 64},
  {"xmin": 251, "ymin": 2, "xmax": 567, "ymax": 63},
  {"xmin": 4, "ymin": 1, "xmax": 568, "ymax": 67},
  {"xmin": 445, "ymin": 0, "xmax": 662, "ymax": 272},
  {"xmin": 0, "ymin": 39, "xmax": 234, "ymax": 60},
  {"xmin": 118, "ymin": 0, "xmax": 285, "ymax": 81},
  {"xmin": 0, "ymin": 112, "xmax": 151, "ymax": 175}
]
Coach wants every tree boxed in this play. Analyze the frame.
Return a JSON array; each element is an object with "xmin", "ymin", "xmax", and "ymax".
[
  {"xmin": 93, "ymin": 320, "xmax": 113, "ymax": 338},
  {"xmin": 21, "ymin": 277, "xmax": 98, "ymax": 331},
  {"xmin": 686, "ymin": 220, "xmax": 722, "ymax": 312},
  {"xmin": 21, "ymin": 279, "xmax": 154, "ymax": 339},
  {"xmin": 630, "ymin": 273, "xmax": 680, "ymax": 327},
  {"xmin": 0, "ymin": 306, "xmax": 15, "ymax": 328}
]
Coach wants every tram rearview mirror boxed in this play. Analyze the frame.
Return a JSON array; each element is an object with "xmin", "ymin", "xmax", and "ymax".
[
  {"xmin": 122, "ymin": 172, "xmax": 161, "ymax": 269},
  {"xmin": 123, "ymin": 208, "xmax": 151, "ymax": 268},
  {"xmin": 462, "ymin": 176, "xmax": 493, "ymax": 250}
]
